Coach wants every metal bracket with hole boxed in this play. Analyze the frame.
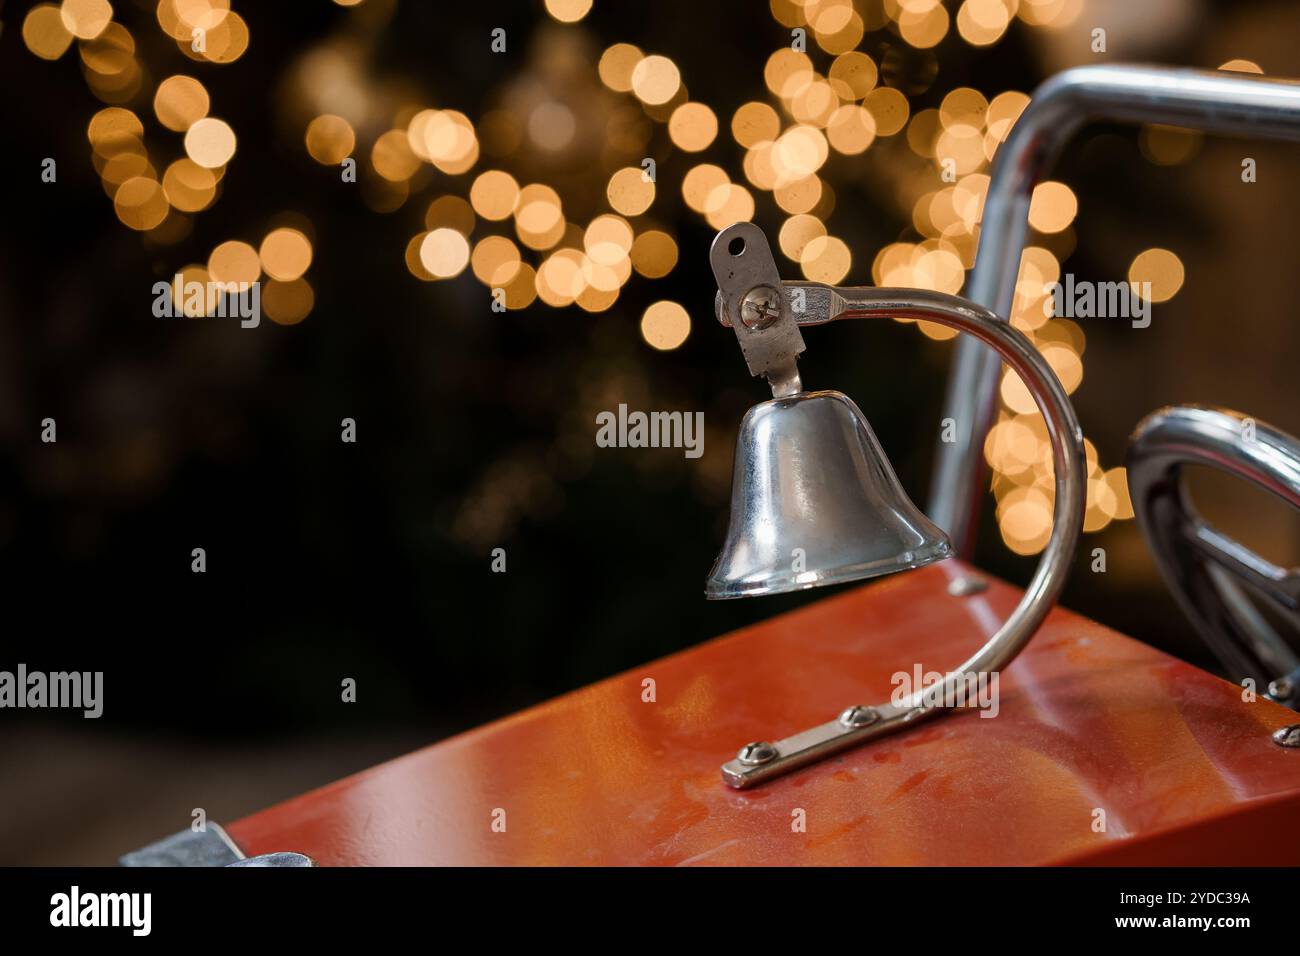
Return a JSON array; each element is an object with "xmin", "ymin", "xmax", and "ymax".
[{"xmin": 709, "ymin": 223, "xmax": 805, "ymax": 398}]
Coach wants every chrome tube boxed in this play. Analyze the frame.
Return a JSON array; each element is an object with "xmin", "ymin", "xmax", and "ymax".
[
  {"xmin": 1128, "ymin": 405, "xmax": 1300, "ymax": 702},
  {"xmin": 930, "ymin": 64, "xmax": 1300, "ymax": 555}
]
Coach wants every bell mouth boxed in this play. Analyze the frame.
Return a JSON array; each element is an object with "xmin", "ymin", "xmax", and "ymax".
[
  {"xmin": 705, "ymin": 389, "xmax": 953, "ymax": 601},
  {"xmin": 706, "ymin": 536, "xmax": 952, "ymax": 600}
]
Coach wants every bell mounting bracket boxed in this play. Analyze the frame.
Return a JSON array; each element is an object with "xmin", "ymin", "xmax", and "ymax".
[
  {"xmin": 709, "ymin": 223, "xmax": 805, "ymax": 398},
  {"xmin": 706, "ymin": 221, "xmax": 1088, "ymax": 790}
]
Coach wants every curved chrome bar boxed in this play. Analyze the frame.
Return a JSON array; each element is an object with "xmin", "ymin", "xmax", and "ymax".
[
  {"xmin": 1128, "ymin": 405, "xmax": 1300, "ymax": 705},
  {"xmin": 716, "ymin": 280, "xmax": 1086, "ymax": 788},
  {"xmin": 826, "ymin": 287, "xmax": 1085, "ymax": 709},
  {"xmin": 931, "ymin": 64, "xmax": 1300, "ymax": 556}
]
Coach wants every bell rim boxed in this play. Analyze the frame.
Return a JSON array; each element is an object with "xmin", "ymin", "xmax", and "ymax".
[{"xmin": 704, "ymin": 538, "xmax": 953, "ymax": 600}]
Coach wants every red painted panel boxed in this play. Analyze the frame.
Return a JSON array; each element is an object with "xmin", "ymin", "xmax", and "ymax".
[{"xmin": 228, "ymin": 561, "xmax": 1300, "ymax": 865}]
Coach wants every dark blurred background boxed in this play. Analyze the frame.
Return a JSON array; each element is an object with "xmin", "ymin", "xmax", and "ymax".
[{"xmin": 3, "ymin": 0, "xmax": 1300, "ymax": 864}]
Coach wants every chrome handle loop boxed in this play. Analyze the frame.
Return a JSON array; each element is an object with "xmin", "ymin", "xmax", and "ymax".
[{"xmin": 1128, "ymin": 405, "xmax": 1300, "ymax": 706}]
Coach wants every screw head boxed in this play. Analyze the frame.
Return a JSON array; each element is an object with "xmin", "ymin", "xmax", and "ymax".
[
  {"xmin": 738, "ymin": 285, "xmax": 782, "ymax": 330},
  {"xmin": 736, "ymin": 741, "xmax": 778, "ymax": 765},
  {"xmin": 839, "ymin": 705, "xmax": 881, "ymax": 729},
  {"xmin": 1269, "ymin": 677, "xmax": 1294, "ymax": 701},
  {"xmin": 1273, "ymin": 724, "xmax": 1300, "ymax": 748}
]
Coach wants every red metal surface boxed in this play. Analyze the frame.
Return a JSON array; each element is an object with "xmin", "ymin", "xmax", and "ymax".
[{"xmin": 228, "ymin": 560, "xmax": 1300, "ymax": 865}]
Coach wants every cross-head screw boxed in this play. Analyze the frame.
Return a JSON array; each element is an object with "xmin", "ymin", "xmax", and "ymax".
[
  {"xmin": 736, "ymin": 741, "xmax": 779, "ymax": 765},
  {"xmin": 739, "ymin": 285, "xmax": 782, "ymax": 330}
]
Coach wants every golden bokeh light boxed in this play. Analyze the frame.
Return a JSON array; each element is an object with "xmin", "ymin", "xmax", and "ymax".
[
  {"xmin": 764, "ymin": 49, "xmax": 813, "ymax": 99},
  {"xmin": 828, "ymin": 51, "xmax": 877, "ymax": 99},
  {"xmin": 607, "ymin": 166, "xmax": 655, "ymax": 217},
  {"xmin": 668, "ymin": 103, "xmax": 718, "ymax": 152},
  {"xmin": 985, "ymin": 90, "xmax": 1029, "ymax": 144},
  {"xmin": 61, "ymin": 0, "xmax": 113, "ymax": 40},
  {"xmin": 774, "ymin": 125, "xmax": 829, "ymax": 181},
  {"xmin": 640, "ymin": 301, "xmax": 691, "ymax": 351},
  {"xmin": 731, "ymin": 102, "xmax": 781, "ymax": 148},
  {"xmin": 154, "ymin": 75, "xmax": 210, "ymax": 132},
  {"xmin": 500, "ymin": 263, "xmax": 539, "ymax": 310},
  {"xmin": 898, "ymin": 1, "xmax": 950, "ymax": 48},
  {"xmin": 161, "ymin": 158, "xmax": 217, "ymax": 212},
  {"xmin": 263, "ymin": 278, "xmax": 314, "ymax": 325},
  {"xmin": 184, "ymin": 116, "xmax": 236, "ymax": 168},
  {"xmin": 790, "ymin": 77, "xmax": 838, "ymax": 127},
  {"xmin": 1103, "ymin": 467, "xmax": 1135, "ymax": 520},
  {"xmin": 305, "ymin": 114, "xmax": 355, "ymax": 165},
  {"xmin": 630, "ymin": 54, "xmax": 681, "ymax": 106},
  {"xmin": 372, "ymin": 129, "xmax": 421, "ymax": 181},
  {"xmin": 800, "ymin": 235, "xmax": 851, "ymax": 284},
  {"xmin": 114, "ymin": 176, "xmax": 168, "ymax": 231},
  {"xmin": 190, "ymin": 10, "xmax": 249, "ymax": 65},
  {"xmin": 259, "ymin": 227, "xmax": 313, "ymax": 281},
  {"xmin": 84, "ymin": 38, "xmax": 143, "ymax": 104},
  {"xmin": 1018, "ymin": 0, "xmax": 1083, "ymax": 27},
  {"xmin": 470, "ymin": 170, "xmax": 521, "ymax": 221},
  {"xmin": 1027, "ymin": 180, "xmax": 1077, "ymax": 233},
  {"xmin": 514, "ymin": 184, "xmax": 562, "ymax": 233},
  {"xmin": 940, "ymin": 87, "xmax": 989, "ymax": 129},
  {"xmin": 827, "ymin": 105, "xmax": 877, "ymax": 155},
  {"xmin": 23, "ymin": 5, "xmax": 75, "ymax": 60},
  {"xmin": 703, "ymin": 183, "xmax": 755, "ymax": 231},
  {"xmin": 470, "ymin": 235, "xmax": 522, "ymax": 286},
  {"xmin": 515, "ymin": 183, "xmax": 565, "ymax": 250},
  {"xmin": 170, "ymin": 264, "xmax": 217, "ymax": 317},
  {"xmin": 773, "ymin": 175, "xmax": 822, "ymax": 215},
  {"xmin": 408, "ymin": 109, "xmax": 479, "ymax": 174},
  {"xmin": 208, "ymin": 239, "xmax": 260, "ymax": 285},
  {"xmin": 536, "ymin": 250, "xmax": 585, "ymax": 307},
  {"xmin": 157, "ymin": 0, "xmax": 230, "ymax": 44},
  {"xmin": 779, "ymin": 214, "xmax": 826, "ymax": 261},
  {"xmin": 405, "ymin": 232, "xmax": 436, "ymax": 281},
  {"xmin": 630, "ymin": 230, "xmax": 678, "ymax": 278},
  {"xmin": 98, "ymin": 150, "xmax": 152, "ymax": 191},
  {"xmin": 584, "ymin": 215, "xmax": 634, "ymax": 268},
  {"xmin": 814, "ymin": 7, "xmax": 864, "ymax": 55},
  {"xmin": 1042, "ymin": 342, "xmax": 1083, "ymax": 394},
  {"xmin": 864, "ymin": 87, "xmax": 910, "ymax": 136},
  {"xmin": 1219, "ymin": 58, "xmax": 1264, "ymax": 74},
  {"xmin": 420, "ymin": 228, "xmax": 471, "ymax": 279},
  {"xmin": 425, "ymin": 195, "xmax": 476, "ymax": 235},
  {"xmin": 957, "ymin": 0, "xmax": 1012, "ymax": 46},
  {"xmin": 576, "ymin": 284, "xmax": 620, "ymax": 313},
  {"xmin": 544, "ymin": 0, "xmax": 592, "ymax": 23},
  {"xmin": 598, "ymin": 43, "xmax": 643, "ymax": 93},
  {"xmin": 742, "ymin": 142, "xmax": 779, "ymax": 191},
  {"xmin": 88, "ymin": 106, "xmax": 143, "ymax": 153},
  {"xmin": 80, "ymin": 21, "xmax": 134, "ymax": 80},
  {"xmin": 999, "ymin": 486, "xmax": 1052, "ymax": 555},
  {"xmin": 1129, "ymin": 248, "xmax": 1185, "ymax": 302}
]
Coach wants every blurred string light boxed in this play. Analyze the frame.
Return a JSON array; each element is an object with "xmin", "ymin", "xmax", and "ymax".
[
  {"xmin": 752, "ymin": 0, "xmax": 1180, "ymax": 556},
  {"xmin": 21, "ymin": 0, "xmax": 1228, "ymax": 551},
  {"xmin": 22, "ymin": 2, "xmax": 308, "ymax": 320}
]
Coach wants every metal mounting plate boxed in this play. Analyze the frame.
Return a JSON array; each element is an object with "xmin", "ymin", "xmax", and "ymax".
[{"xmin": 709, "ymin": 223, "xmax": 804, "ymax": 396}]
